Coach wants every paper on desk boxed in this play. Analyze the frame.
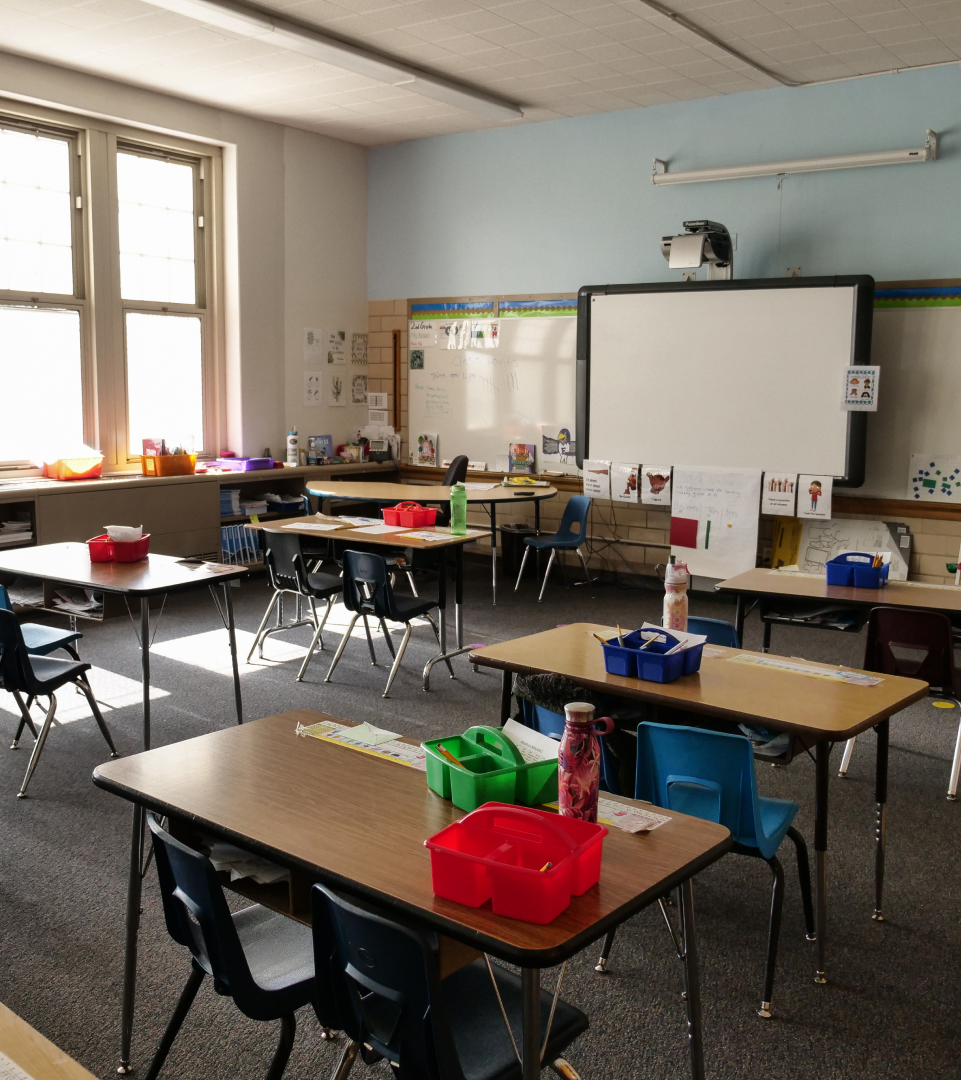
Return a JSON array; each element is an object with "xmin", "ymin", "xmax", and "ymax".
[
  {"xmin": 0, "ymin": 1050, "xmax": 37, "ymax": 1080},
  {"xmin": 703, "ymin": 646, "xmax": 727, "ymax": 658},
  {"xmin": 638, "ymin": 622, "xmax": 708, "ymax": 654},
  {"xmin": 502, "ymin": 718, "xmax": 559, "ymax": 763},
  {"xmin": 545, "ymin": 798, "xmax": 670, "ymax": 834},
  {"xmin": 351, "ymin": 524, "xmax": 407, "ymax": 535},
  {"xmin": 728, "ymin": 653, "xmax": 883, "ymax": 686},
  {"xmin": 296, "ymin": 720, "xmax": 427, "ymax": 770},
  {"xmin": 340, "ymin": 516, "xmax": 382, "ymax": 526},
  {"xmin": 206, "ymin": 840, "xmax": 289, "ymax": 885},
  {"xmin": 337, "ymin": 721, "xmax": 400, "ymax": 746},
  {"xmin": 283, "ymin": 522, "xmax": 347, "ymax": 532},
  {"xmin": 398, "ymin": 531, "xmax": 449, "ymax": 542},
  {"xmin": 463, "ymin": 482, "xmax": 498, "ymax": 490}
]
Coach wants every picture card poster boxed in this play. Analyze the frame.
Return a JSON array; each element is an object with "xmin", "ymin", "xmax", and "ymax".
[
  {"xmin": 539, "ymin": 425, "xmax": 577, "ymax": 473},
  {"xmin": 797, "ymin": 474, "xmax": 833, "ymax": 519},
  {"xmin": 351, "ymin": 332, "xmax": 368, "ymax": 364},
  {"xmin": 470, "ymin": 320, "xmax": 499, "ymax": 348},
  {"xmin": 326, "ymin": 330, "xmax": 346, "ymax": 365},
  {"xmin": 303, "ymin": 371, "xmax": 322, "ymax": 406},
  {"xmin": 328, "ymin": 371, "xmax": 346, "ymax": 407},
  {"xmin": 415, "ymin": 433, "xmax": 438, "ymax": 466},
  {"xmin": 907, "ymin": 455, "xmax": 961, "ymax": 502},
  {"xmin": 508, "ymin": 443, "xmax": 536, "ymax": 473},
  {"xmin": 351, "ymin": 373, "xmax": 368, "ymax": 404},
  {"xmin": 582, "ymin": 460, "xmax": 611, "ymax": 500},
  {"xmin": 670, "ymin": 466, "xmax": 762, "ymax": 579},
  {"xmin": 303, "ymin": 328, "xmax": 324, "ymax": 364},
  {"xmin": 611, "ymin": 463, "xmax": 639, "ymax": 503},
  {"xmin": 761, "ymin": 473, "xmax": 798, "ymax": 516},
  {"xmin": 642, "ymin": 467, "xmax": 672, "ymax": 505},
  {"xmin": 843, "ymin": 365, "xmax": 879, "ymax": 411}
]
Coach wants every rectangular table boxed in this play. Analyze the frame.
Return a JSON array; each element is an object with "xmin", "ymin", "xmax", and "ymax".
[
  {"xmin": 717, "ymin": 567, "xmax": 961, "ymax": 651},
  {"xmin": 0, "ymin": 1001, "xmax": 97, "ymax": 1080},
  {"xmin": 254, "ymin": 516, "xmax": 489, "ymax": 688},
  {"xmin": 93, "ymin": 710, "xmax": 731, "ymax": 1080},
  {"xmin": 469, "ymin": 623, "xmax": 928, "ymax": 986},
  {"xmin": 0, "ymin": 543, "xmax": 248, "ymax": 750}
]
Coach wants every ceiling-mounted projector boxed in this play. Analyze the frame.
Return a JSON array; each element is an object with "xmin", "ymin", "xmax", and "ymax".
[{"xmin": 660, "ymin": 220, "xmax": 733, "ymax": 280}]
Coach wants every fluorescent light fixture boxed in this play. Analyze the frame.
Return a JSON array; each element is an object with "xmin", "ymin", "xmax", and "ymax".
[
  {"xmin": 652, "ymin": 130, "xmax": 938, "ymax": 186},
  {"xmin": 141, "ymin": 0, "xmax": 524, "ymax": 121}
]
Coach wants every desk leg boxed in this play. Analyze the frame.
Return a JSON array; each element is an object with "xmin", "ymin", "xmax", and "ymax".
[
  {"xmin": 118, "ymin": 803, "xmax": 146, "ymax": 1075},
  {"xmin": 423, "ymin": 546, "xmax": 467, "ymax": 690},
  {"xmin": 223, "ymin": 583, "xmax": 244, "ymax": 725},
  {"xmin": 734, "ymin": 597, "xmax": 745, "ymax": 648},
  {"xmin": 490, "ymin": 503, "xmax": 498, "ymax": 606},
  {"xmin": 678, "ymin": 878, "xmax": 706, "ymax": 1080},
  {"xmin": 814, "ymin": 741, "xmax": 829, "ymax": 985},
  {"xmin": 534, "ymin": 498, "xmax": 541, "ymax": 580},
  {"xmin": 761, "ymin": 619, "xmax": 772, "ymax": 654},
  {"xmin": 521, "ymin": 967, "xmax": 540, "ymax": 1080},
  {"xmin": 873, "ymin": 720, "xmax": 889, "ymax": 922},
  {"xmin": 140, "ymin": 600, "xmax": 151, "ymax": 752}
]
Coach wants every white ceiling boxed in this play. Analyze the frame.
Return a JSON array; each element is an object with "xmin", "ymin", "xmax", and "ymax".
[{"xmin": 0, "ymin": 0, "xmax": 958, "ymax": 145}]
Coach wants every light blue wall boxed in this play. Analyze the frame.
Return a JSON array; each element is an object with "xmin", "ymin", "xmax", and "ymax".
[{"xmin": 368, "ymin": 65, "xmax": 960, "ymax": 299}]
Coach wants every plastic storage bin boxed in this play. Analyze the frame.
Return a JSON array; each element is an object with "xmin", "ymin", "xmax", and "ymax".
[
  {"xmin": 213, "ymin": 457, "xmax": 274, "ymax": 472},
  {"xmin": 423, "ymin": 726, "xmax": 557, "ymax": 811},
  {"xmin": 424, "ymin": 803, "xmax": 607, "ymax": 923},
  {"xmin": 43, "ymin": 455, "xmax": 104, "ymax": 481},
  {"xmin": 382, "ymin": 502, "xmax": 438, "ymax": 528},
  {"xmin": 600, "ymin": 629, "xmax": 703, "ymax": 683},
  {"xmin": 825, "ymin": 551, "xmax": 890, "ymax": 589},
  {"xmin": 141, "ymin": 454, "xmax": 197, "ymax": 477},
  {"xmin": 87, "ymin": 534, "xmax": 151, "ymax": 562}
]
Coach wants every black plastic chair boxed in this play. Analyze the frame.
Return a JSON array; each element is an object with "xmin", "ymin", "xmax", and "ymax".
[
  {"xmin": 435, "ymin": 456, "xmax": 470, "ymax": 526},
  {"xmin": 0, "ymin": 583, "xmax": 83, "ymax": 660},
  {"xmin": 839, "ymin": 606, "xmax": 961, "ymax": 799},
  {"xmin": 144, "ymin": 814, "xmax": 324, "ymax": 1080},
  {"xmin": 0, "ymin": 608, "xmax": 117, "ymax": 798},
  {"xmin": 325, "ymin": 550, "xmax": 452, "ymax": 697},
  {"xmin": 247, "ymin": 531, "xmax": 342, "ymax": 681},
  {"xmin": 312, "ymin": 883, "xmax": 589, "ymax": 1080}
]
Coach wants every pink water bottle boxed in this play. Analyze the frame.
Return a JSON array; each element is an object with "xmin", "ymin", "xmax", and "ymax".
[
  {"xmin": 558, "ymin": 702, "xmax": 615, "ymax": 823},
  {"xmin": 663, "ymin": 556, "xmax": 689, "ymax": 632}
]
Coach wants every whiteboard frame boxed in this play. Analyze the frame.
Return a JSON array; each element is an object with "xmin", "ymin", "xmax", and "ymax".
[{"xmin": 575, "ymin": 276, "xmax": 875, "ymax": 486}]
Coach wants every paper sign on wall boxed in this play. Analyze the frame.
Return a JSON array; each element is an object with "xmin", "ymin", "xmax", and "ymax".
[
  {"xmin": 328, "ymin": 371, "xmax": 346, "ymax": 407},
  {"xmin": 326, "ymin": 330, "xmax": 346, "ymax": 365},
  {"xmin": 583, "ymin": 460, "xmax": 611, "ymax": 500},
  {"xmin": 670, "ymin": 466, "xmax": 762, "ymax": 579},
  {"xmin": 351, "ymin": 373, "xmax": 368, "ymax": 404},
  {"xmin": 368, "ymin": 392, "xmax": 388, "ymax": 409},
  {"xmin": 409, "ymin": 323, "xmax": 438, "ymax": 349},
  {"xmin": 304, "ymin": 327, "xmax": 324, "ymax": 365},
  {"xmin": 797, "ymin": 474, "xmax": 833, "ymax": 519},
  {"xmin": 907, "ymin": 454, "xmax": 961, "ymax": 502},
  {"xmin": 642, "ymin": 467, "xmax": 672, "ymax": 505},
  {"xmin": 439, "ymin": 321, "xmax": 469, "ymax": 349},
  {"xmin": 761, "ymin": 473, "xmax": 798, "ymax": 516},
  {"xmin": 303, "ymin": 371, "xmax": 322, "ymax": 406},
  {"xmin": 611, "ymin": 463, "xmax": 639, "ymax": 503},
  {"xmin": 843, "ymin": 365, "xmax": 879, "ymax": 411},
  {"xmin": 470, "ymin": 320, "xmax": 499, "ymax": 348},
  {"xmin": 351, "ymin": 332, "xmax": 368, "ymax": 364}
]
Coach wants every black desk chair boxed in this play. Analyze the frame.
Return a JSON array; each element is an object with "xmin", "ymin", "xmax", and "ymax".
[
  {"xmin": 144, "ymin": 814, "xmax": 327, "ymax": 1080},
  {"xmin": 324, "ymin": 550, "xmax": 452, "ymax": 697},
  {"xmin": 247, "ymin": 532, "xmax": 342, "ymax": 682},
  {"xmin": 0, "ymin": 583, "xmax": 83, "ymax": 660},
  {"xmin": 0, "ymin": 608, "xmax": 117, "ymax": 798},
  {"xmin": 312, "ymin": 883, "xmax": 589, "ymax": 1080}
]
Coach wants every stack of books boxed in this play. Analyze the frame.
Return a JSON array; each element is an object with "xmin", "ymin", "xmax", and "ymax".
[
  {"xmin": 0, "ymin": 521, "xmax": 33, "ymax": 546},
  {"xmin": 220, "ymin": 489, "xmax": 241, "ymax": 518}
]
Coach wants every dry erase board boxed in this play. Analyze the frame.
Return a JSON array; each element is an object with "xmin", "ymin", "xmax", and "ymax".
[
  {"xmin": 577, "ymin": 277, "xmax": 874, "ymax": 485},
  {"xmin": 407, "ymin": 306, "xmax": 577, "ymax": 470}
]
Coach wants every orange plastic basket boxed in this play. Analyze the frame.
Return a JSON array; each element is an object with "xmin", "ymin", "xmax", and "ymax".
[{"xmin": 141, "ymin": 454, "xmax": 197, "ymax": 477}]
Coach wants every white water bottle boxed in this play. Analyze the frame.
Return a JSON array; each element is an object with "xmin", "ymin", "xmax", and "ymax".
[
  {"xmin": 663, "ymin": 556, "xmax": 689, "ymax": 632},
  {"xmin": 286, "ymin": 427, "xmax": 298, "ymax": 466}
]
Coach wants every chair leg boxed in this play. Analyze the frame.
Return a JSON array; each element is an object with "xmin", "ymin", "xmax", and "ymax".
[
  {"xmin": 948, "ymin": 708, "xmax": 961, "ymax": 801},
  {"xmin": 575, "ymin": 547, "xmax": 593, "ymax": 593},
  {"xmin": 786, "ymin": 826, "xmax": 816, "ymax": 941},
  {"xmin": 143, "ymin": 963, "xmax": 205, "ymax": 1080},
  {"xmin": 329, "ymin": 1040, "xmax": 360, "ymax": 1080},
  {"xmin": 383, "ymin": 624, "xmax": 413, "ymax": 698},
  {"xmin": 537, "ymin": 549, "xmax": 557, "ymax": 603},
  {"xmin": 362, "ymin": 616, "xmax": 377, "ymax": 665},
  {"xmin": 63, "ymin": 643, "xmax": 82, "ymax": 662},
  {"xmin": 514, "ymin": 547, "xmax": 530, "ymax": 592},
  {"xmin": 595, "ymin": 928, "xmax": 616, "ymax": 973},
  {"xmin": 325, "ymin": 614, "xmax": 360, "ymax": 683},
  {"xmin": 758, "ymin": 855, "xmax": 786, "ymax": 1018},
  {"xmin": 297, "ymin": 616, "xmax": 326, "ymax": 683},
  {"xmin": 10, "ymin": 691, "xmax": 38, "ymax": 748},
  {"xmin": 265, "ymin": 1013, "xmax": 297, "ymax": 1080},
  {"xmin": 422, "ymin": 612, "xmax": 455, "ymax": 679},
  {"xmin": 405, "ymin": 570, "xmax": 419, "ymax": 597},
  {"xmin": 838, "ymin": 736, "xmax": 856, "ymax": 777},
  {"xmin": 247, "ymin": 591, "xmax": 281, "ymax": 662},
  {"xmin": 76, "ymin": 676, "xmax": 118, "ymax": 757},
  {"xmin": 17, "ymin": 695, "xmax": 58, "ymax": 798},
  {"xmin": 379, "ymin": 619, "xmax": 396, "ymax": 659}
]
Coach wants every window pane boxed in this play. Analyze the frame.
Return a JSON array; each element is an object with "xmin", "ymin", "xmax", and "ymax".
[
  {"xmin": 0, "ymin": 306, "xmax": 84, "ymax": 462},
  {"xmin": 0, "ymin": 128, "xmax": 73, "ymax": 294},
  {"xmin": 118, "ymin": 153, "xmax": 196, "ymax": 304},
  {"xmin": 126, "ymin": 312, "xmax": 203, "ymax": 455}
]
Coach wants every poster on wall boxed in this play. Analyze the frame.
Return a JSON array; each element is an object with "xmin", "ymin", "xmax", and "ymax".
[
  {"xmin": 351, "ymin": 373, "xmax": 368, "ymax": 404},
  {"xmin": 582, "ymin": 460, "xmax": 611, "ymax": 500},
  {"xmin": 351, "ymin": 332, "xmax": 368, "ymax": 364},
  {"xmin": 303, "ymin": 371, "xmax": 322, "ymax": 406},
  {"xmin": 303, "ymin": 328, "xmax": 324, "ymax": 365},
  {"xmin": 328, "ymin": 371, "xmax": 346, "ymax": 407},
  {"xmin": 540, "ymin": 425, "xmax": 577, "ymax": 473},
  {"xmin": 761, "ymin": 473, "xmax": 798, "ymax": 516},
  {"xmin": 641, "ymin": 467, "xmax": 672, "ymax": 505},
  {"xmin": 842, "ymin": 365, "xmax": 880, "ymax": 411},
  {"xmin": 326, "ymin": 330, "xmax": 346, "ymax": 365},
  {"xmin": 611, "ymin": 463, "xmax": 639, "ymax": 503},
  {"xmin": 415, "ymin": 433, "xmax": 438, "ymax": 466},
  {"xmin": 797, "ymin": 474, "xmax": 833, "ymax": 519},
  {"xmin": 409, "ymin": 322, "xmax": 438, "ymax": 348},
  {"xmin": 670, "ymin": 466, "xmax": 762, "ymax": 579}
]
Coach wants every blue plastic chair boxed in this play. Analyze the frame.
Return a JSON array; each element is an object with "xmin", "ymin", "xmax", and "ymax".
[
  {"xmin": 513, "ymin": 495, "xmax": 592, "ymax": 602},
  {"xmin": 597, "ymin": 723, "xmax": 814, "ymax": 1018},
  {"xmin": 0, "ymin": 584, "xmax": 83, "ymax": 660},
  {"xmin": 520, "ymin": 699, "xmax": 620, "ymax": 795},
  {"xmin": 687, "ymin": 615, "xmax": 740, "ymax": 648}
]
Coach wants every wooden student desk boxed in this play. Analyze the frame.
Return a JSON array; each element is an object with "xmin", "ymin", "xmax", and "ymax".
[
  {"xmin": 93, "ymin": 710, "xmax": 731, "ymax": 1080},
  {"xmin": 305, "ymin": 480, "xmax": 558, "ymax": 605},
  {"xmin": 717, "ymin": 567, "xmax": 961, "ymax": 652},
  {"xmin": 253, "ymin": 516, "xmax": 490, "ymax": 688},
  {"xmin": 469, "ymin": 623, "xmax": 928, "ymax": 987},
  {"xmin": 0, "ymin": 543, "xmax": 248, "ymax": 750},
  {"xmin": 0, "ymin": 1001, "xmax": 97, "ymax": 1080}
]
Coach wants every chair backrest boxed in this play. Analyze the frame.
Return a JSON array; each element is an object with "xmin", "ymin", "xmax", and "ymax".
[
  {"xmin": 686, "ymin": 616, "xmax": 740, "ymax": 648},
  {"xmin": 0, "ymin": 608, "xmax": 36, "ymax": 694},
  {"xmin": 556, "ymin": 495, "xmax": 591, "ymax": 542},
  {"xmin": 263, "ymin": 531, "xmax": 309, "ymax": 594},
  {"xmin": 863, "ymin": 606, "xmax": 955, "ymax": 692},
  {"xmin": 342, "ymin": 550, "xmax": 401, "ymax": 621},
  {"xmin": 0, "ymin": 584, "xmax": 10, "ymax": 611},
  {"xmin": 442, "ymin": 456, "xmax": 469, "ymax": 486},
  {"xmin": 312, "ymin": 884, "xmax": 461, "ymax": 1080},
  {"xmin": 635, "ymin": 722, "xmax": 766, "ymax": 851},
  {"xmin": 521, "ymin": 699, "xmax": 619, "ymax": 794},
  {"xmin": 145, "ymin": 814, "xmax": 274, "ymax": 1020}
]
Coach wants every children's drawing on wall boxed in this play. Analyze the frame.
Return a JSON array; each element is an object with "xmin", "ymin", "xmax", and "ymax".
[
  {"xmin": 797, "ymin": 474, "xmax": 833, "ymax": 519},
  {"xmin": 508, "ymin": 443, "xmax": 536, "ymax": 473},
  {"xmin": 761, "ymin": 473, "xmax": 798, "ymax": 516},
  {"xmin": 539, "ymin": 426, "xmax": 577, "ymax": 473},
  {"xmin": 410, "ymin": 349, "xmax": 424, "ymax": 370},
  {"xmin": 612, "ymin": 463, "xmax": 639, "ymax": 503},
  {"xmin": 328, "ymin": 371, "xmax": 346, "ymax": 407},
  {"xmin": 416, "ymin": 433, "xmax": 437, "ymax": 466},
  {"xmin": 351, "ymin": 373, "xmax": 368, "ymax": 404},
  {"xmin": 641, "ymin": 467, "xmax": 672, "ymax": 505}
]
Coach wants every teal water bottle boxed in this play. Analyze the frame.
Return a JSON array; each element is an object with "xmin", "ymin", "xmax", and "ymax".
[{"xmin": 450, "ymin": 482, "xmax": 467, "ymax": 535}]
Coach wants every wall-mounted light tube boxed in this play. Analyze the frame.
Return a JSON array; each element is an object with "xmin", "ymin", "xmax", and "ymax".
[{"xmin": 652, "ymin": 130, "xmax": 938, "ymax": 185}]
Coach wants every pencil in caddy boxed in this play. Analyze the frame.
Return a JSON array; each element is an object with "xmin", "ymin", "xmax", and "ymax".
[
  {"xmin": 423, "ymin": 726, "xmax": 558, "ymax": 811},
  {"xmin": 825, "ymin": 551, "xmax": 890, "ymax": 588},
  {"xmin": 424, "ymin": 803, "xmax": 607, "ymax": 923},
  {"xmin": 599, "ymin": 627, "xmax": 704, "ymax": 683}
]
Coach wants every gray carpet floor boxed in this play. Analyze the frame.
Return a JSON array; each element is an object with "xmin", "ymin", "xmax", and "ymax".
[{"xmin": 1, "ymin": 560, "xmax": 959, "ymax": 1080}]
